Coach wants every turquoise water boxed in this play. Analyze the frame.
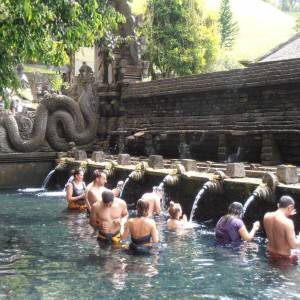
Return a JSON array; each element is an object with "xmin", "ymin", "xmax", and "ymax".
[{"xmin": 1, "ymin": 189, "xmax": 300, "ymax": 299}]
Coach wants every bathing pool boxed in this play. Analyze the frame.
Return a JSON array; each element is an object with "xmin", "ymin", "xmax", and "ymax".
[{"xmin": 1, "ymin": 189, "xmax": 300, "ymax": 299}]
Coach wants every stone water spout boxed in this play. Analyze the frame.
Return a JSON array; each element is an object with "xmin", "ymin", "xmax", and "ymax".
[
  {"xmin": 190, "ymin": 170, "xmax": 226, "ymax": 221},
  {"xmin": 119, "ymin": 161, "xmax": 149, "ymax": 197},
  {"xmin": 129, "ymin": 161, "xmax": 149, "ymax": 181},
  {"xmin": 243, "ymin": 172, "xmax": 278, "ymax": 214}
]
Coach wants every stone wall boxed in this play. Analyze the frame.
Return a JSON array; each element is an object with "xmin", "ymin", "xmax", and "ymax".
[{"xmin": 115, "ymin": 59, "xmax": 300, "ymax": 165}]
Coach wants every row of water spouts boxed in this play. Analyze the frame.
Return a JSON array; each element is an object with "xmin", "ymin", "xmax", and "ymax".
[{"xmin": 41, "ymin": 166, "xmax": 278, "ymax": 223}]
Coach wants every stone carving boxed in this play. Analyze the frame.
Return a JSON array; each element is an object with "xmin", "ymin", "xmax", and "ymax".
[{"xmin": 0, "ymin": 63, "xmax": 97, "ymax": 153}]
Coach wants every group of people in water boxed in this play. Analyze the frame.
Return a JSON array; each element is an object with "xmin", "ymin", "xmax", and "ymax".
[
  {"xmin": 65, "ymin": 168, "xmax": 300, "ymax": 260},
  {"xmin": 65, "ymin": 168, "xmax": 188, "ymax": 254}
]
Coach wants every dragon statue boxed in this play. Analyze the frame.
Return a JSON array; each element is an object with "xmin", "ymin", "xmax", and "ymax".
[{"xmin": 0, "ymin": 62, "xmax": 98, "ymax": 153}]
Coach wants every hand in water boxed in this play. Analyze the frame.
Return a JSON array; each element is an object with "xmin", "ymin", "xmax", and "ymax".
[
  {"xmin": 253, "ymin": 221, "xmax": 260, "ymax": 231},
  {"xmin": 113, "ymin": 218, "xmax": 121, "ymax": 226},
  {"xmin": 99, "ymin": 221, "xmax": 109, "ymax": 231}
]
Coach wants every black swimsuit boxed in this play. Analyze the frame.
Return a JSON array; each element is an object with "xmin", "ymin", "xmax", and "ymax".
[{"xmin": 72, "ymin": 182, "xmax": 85, "ymax": 205}]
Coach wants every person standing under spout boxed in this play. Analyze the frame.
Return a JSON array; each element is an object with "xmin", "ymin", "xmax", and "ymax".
[
  {"xmin": 85, "ymin": 169, "xmax": 108, "ymax": 215},
  {"xmin": 215, "ymin": 202, "xmax": 260, "ymax": 243},
  {"xmin": 264, "ymin": 195, "xmax": 300, "ymax": 262},
  {"xmin": 141, "ymin": 186, "xmax": 164, "ymax": 217},
  {"xmin": 112, "ymin": 180, "xmax": 124, "ymax": 198},
  {"xmin": 66, "ymin": 168, "xmax": 86, "ymax": 211}
]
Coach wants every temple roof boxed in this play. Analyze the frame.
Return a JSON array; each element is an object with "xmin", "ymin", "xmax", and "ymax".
[{"xmin": 256, "ymin": 31, "xmax": 300, "ymax": 62}]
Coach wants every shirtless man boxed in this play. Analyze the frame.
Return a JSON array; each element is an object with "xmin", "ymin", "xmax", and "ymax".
[
  {"xmin": 85, "ymin": 169, "xmax": 107, "ymax": 214},
  {"xmin": 264, "ymin": 195, "xmax": 300, "ymax": 259},
  {"xmin": 90, "ymin": 190, "xmax": 128, "ymax": 244},
  {"xmin": 141, "ymin": 186, "xmax": 164, "ymax": 217}
]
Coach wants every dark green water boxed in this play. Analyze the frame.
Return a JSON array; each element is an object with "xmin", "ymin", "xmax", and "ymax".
[{"xmin": 1, "ymin": 189, "xmax": 300, "ymax": 299}]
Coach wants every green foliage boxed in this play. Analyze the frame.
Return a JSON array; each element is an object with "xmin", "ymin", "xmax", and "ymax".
[
  {"xmin": 219, "ymin": 0, "xmax": 239, "ymax": 50},
  {"xmin": 294, "ymin": 16, "xmax": 300, "ymax": 30},
  {"xmin": 51, "ymin": 74, "xmax": 63, "ymax": 92},
  {"xmin": 0, "ymin": 0, "xmax": 123, "ymax": 95},
  {"xmin": 142, "ymin": 0, "xmax": 220, "ymax": 79}
]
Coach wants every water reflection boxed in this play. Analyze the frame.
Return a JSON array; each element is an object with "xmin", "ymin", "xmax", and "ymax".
[{"xmin": 1, "ymin": 190, "xmax": 300, "ymax": 299}]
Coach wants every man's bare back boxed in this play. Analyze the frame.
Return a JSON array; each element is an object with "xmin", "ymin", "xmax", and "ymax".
[
  {"xmin": 141, "ymin": 191, "xmax": 162, "ymax": 217},
  {"xmin": 264, "ymin": 195, "xmax": 300, "ymax": 257}
]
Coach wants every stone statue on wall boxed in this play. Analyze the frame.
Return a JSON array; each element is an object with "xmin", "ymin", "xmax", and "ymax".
[{"xmin": 0, "ymin": 62, "xmax": 98, "ymax": 153}]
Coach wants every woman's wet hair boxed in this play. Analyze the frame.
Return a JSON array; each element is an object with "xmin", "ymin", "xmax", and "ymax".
[
  {"xmin": 102, "ymin": 190, "xmax": 114, "ymax": 204},
  {"xmin": 73, "ymin": 168, "xmax": 84, "ymax": 177},
  {"xmin": 220, "ymin": 202, "xmax": 243, "ymax": 226},
  {"xmin": 228, "ymin": 202, "xmax": 243, "ymax": 217},
  {"xmin": 136, "ymin": 198, "xmax": 149, "ymax": 217},
  {"xmin": 278, "ymin": 195, "xmax": 294, "ymax": 208},
  {"xmin": 168, "ymin": 201, "xmax": 182, "ymax": 219}
]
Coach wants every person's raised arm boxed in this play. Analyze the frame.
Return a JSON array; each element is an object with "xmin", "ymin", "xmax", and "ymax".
[
  {"xmin": 121, "ymin": 220, "xmax": 131, "ymax": 241},
  {"xmin": 120, "ymin": 200, "xmax": 129, "ymax": 226},
  {"xmin": 151, "ymin": 221, "xmax": 159, "ymax": 243},
  {"xmin": 238, "ymin": 221, "xmax": 260, "ymax": 242},
  {"xmin": 89, "ymin": 204, "xmax": 99, "ymax": 230},
  {"xmin": 285, "ymin": 220, "xmax": 300, "ymax": 249},
  {"xmin": 154, "ymin": 196, "xmax": 161, "ymax": 215}
]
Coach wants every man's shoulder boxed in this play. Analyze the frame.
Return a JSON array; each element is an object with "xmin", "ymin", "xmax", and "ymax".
[{"xmin": 114, "ymin": 197, "xmax": 127, "ymax": 207}]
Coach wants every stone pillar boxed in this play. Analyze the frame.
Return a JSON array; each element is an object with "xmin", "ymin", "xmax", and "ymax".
[
  {"xmin": 226, "ymin": 163, "xmax": 245, "ymax": 178},
  {"xmin": 181, "ymin": 159, "xmax": 198, "ymax": 172},
  {"xmin": 261, "ymin": 134, "xmax": 282, "ymax": 166},
  {"xmin": 276, "ymin": 165, "xmax": 298, "ymax": 184},
  {"xmin": 74, "ymin": 150, "xmax": 87, "ymax": 161},
  {"xmin": 148, "ymin": 155, "xmax": 164, "ymax": 169},
  {"xmin": 179, "ymin": 132, "xmax": 191, "ymax": 159},
  {"xmin": 145, "ymin": 133, "xmax": 155, "ymax": 156},
  {"xmin": 218, "ymin": 134, "xmax": 227, "ymax": 162},
  {"xmin": 92, "ymin": 151, "xmax": 106, "ymax": 162},
  {"xmin": 118, "ymin": 134, "xmax": 125, "ymax": 153},
  {"xmin": 117, "ymin": 154, "xmax": 131, "ymax": 165}
]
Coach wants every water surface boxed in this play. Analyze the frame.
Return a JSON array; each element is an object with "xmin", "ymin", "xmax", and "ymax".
[{"xmin": 1, "ymin": 189, "xmax": 300, "ymax": 299}]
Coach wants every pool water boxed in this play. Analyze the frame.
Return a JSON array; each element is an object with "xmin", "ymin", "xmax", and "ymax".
[{"xmin": 1, "ymin": 189, "xmax": 300, "ymax": 299}]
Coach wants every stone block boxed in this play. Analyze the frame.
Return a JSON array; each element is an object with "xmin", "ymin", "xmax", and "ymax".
[
  {"xmin": 148, "ymin": 155, "xmax": 164, "ymax": 169},
  {"xmin": 276, "ymin": 165, "xmax": 298, "ymax": 184},
  {"xmin": 92, "ymin": 151, "xmax": 106, "ymax": 162},
  {"xmin": 226, "ymin": 163, "xmax": 245, "ymax": 178},
  {"xmin": 181, "ymin": 159, "xmax": 198, "ymax": 172},
  {"xmin": 74, "ymin": 150, "xmax": 87, "ymax": 161},
  {"xmin": 117, "ymin": 154, "xmax": 131, "ymax": 165}
]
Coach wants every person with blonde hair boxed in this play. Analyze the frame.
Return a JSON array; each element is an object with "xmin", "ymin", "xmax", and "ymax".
[
  {"xmin": 122, "ymin": 198, "xmax": 159, "ymax": 254},
  {"xmin": 167, "ymin": 201, "xmax": 188, "ymax": 229}
]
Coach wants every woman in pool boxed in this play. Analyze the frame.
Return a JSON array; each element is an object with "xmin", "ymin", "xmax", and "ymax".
[
  {"xmin": 66, "ymin": 168, "xmax": 86, "ymax": 211},
  {"xmin": 121, "ymin": 198, "xmax": 159, "ymax": 254},
  {"xmin": 215, "ymin": 202, "xmax": 260, "ymax": 242},
  {"xmin": 167, "ymin": 201, "xmax": 188, "ymax": 229}
]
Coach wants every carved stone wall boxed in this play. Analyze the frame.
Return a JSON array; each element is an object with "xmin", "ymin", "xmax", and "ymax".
[{"xmin": 113, "ymin": 58, "xmax": 300, "ymax": 165}]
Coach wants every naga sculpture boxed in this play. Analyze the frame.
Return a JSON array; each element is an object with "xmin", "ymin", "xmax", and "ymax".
[{"xmin": 0, "ymin": 62, "xmax": 98, "ymax": 153}]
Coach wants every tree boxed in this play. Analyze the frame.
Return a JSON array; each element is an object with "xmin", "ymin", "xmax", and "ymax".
[
  {"xmin": 279, "ymin": 0, "xmax": 300, "ymax": 11},
  {"xmin": 141, "ymin": 0, "xmax": 220, "ymax": 79},
  {"xmin": 219, "ymin": 0, "xmax": 239, "ymax": 50},
  {"xmin": 0, "ymin": 0, "xmax": 123, "ymax": 95}
]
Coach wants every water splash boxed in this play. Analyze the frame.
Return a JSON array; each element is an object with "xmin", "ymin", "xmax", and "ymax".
[
  {"xmin": 226, "ymin": 147, "xmax": 243, "ymax": 163},
  {"xmin": 119, "ymin": 177, "xmax": 130, "ymax": 198},
  {"xmin": 63, "ymin": 175, "xmax": 74, "ymax": 192},
  {"xmin": 41, "ymin": 169, "xmax": 56, "ymax": 189},
  {"xmin": 243, "ymin": 194, "xmax": 256, "ymax": 215},
  {"xmin": 189, "ymin": 187, "xmax": 206, "ymax": 222}
]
